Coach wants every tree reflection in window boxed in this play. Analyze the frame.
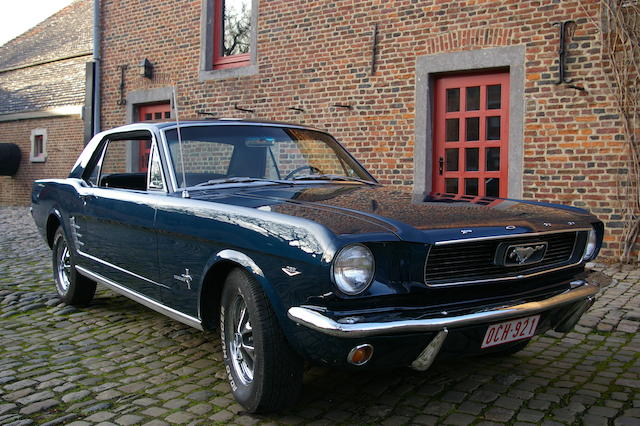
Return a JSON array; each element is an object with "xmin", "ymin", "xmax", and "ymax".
[{"xmin": 223, "ymin": 0, "xmax": 251, "ymax": 56}]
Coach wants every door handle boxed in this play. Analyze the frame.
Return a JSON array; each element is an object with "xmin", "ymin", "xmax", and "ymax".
[{"xmin": 439, "ymin": 157, "xmax": 444, "ymax": 176}]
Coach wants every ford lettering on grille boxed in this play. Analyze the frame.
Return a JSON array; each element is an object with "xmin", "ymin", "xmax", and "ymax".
[{"xmin": 496, "ymin": 242, "xmax": 548, "ymax": 267}]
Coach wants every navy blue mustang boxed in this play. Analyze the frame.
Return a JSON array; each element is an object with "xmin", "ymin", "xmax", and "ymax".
[{"xmin": 32, "ymin": 120, "xmax": 602, "ymax": 412}]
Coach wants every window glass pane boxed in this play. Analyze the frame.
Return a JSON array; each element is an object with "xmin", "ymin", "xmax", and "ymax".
[
  {"xmin": 446, "ymin": 88, "xmax": 460, "ymax": 112},
  {"xmin": 445, "ymin": 178, "xmax": 458, "ymax": 194},
  {"xmin": 445, "ymin": 118, "xmax": 459, "ymax": 142},
  {"xmin": 102, "ymin": 140, "xmax": 140, "ymax": 175},
  {"xmin": 164, "ymin": 111, "xmax": 171, "ymax": 119},
  {"xmin": 485, "ymin": 178, "xmax": 499, "ymax": 197},
  {"xmin": 464, "ymin": 178, "xmax": 478, "ymax": 196},
  {"xmin": 465, "ymin": 148, "xmax": 479, "ymax": 171},
  {"xmin": 466, "ymin": 86, "xmax": 480, "ymax": 111},
  {"xmin": 99, "ymin": 139, "xmax": 150, "ymax": 190},
  {"xmin": 486, "ymin": 116, "xmax": 501, "ymax": 140},
  {"xmin": 34, "ymin": 135, "xmax": 43, "ymax": 155},
  {"xmin": 148, "ymin": 147, "xmax": 164, "ymax": 190},
  {"xmin": 154, "ymin": 112, "xmax": 162, "ymax": 120},
  {"xmin": 224, "ymin": 0, "xmax": 251, "ymax": 56},
  {"xmin": 164, "ymin": 126, "xmax": 372, "ymax": 188},
  {"xmin": 145, "ymin": 113, "xmax": 152, "ymax": 120},
  {"xmin": 138, "ymin": 140, "xmax": 151, "ymax": 172},
  {"xmin": 445, "ymin": 148, "xmax": 459, "ymax": 171},
  {"xmin": 487, "ymin": 84, "xmax": 501, "ymax": 109},
  {"xmin": 465, "ymin": 117, "xmax": 479, "ymax": 141},
  {"xmin": 486, "ymin": 147, "xmax": 500, "ymax": 171}
]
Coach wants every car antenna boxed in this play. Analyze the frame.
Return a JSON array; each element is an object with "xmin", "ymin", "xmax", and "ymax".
[{"xmin": 172, "ymin": 86, "xmax": 189, "ymax": 198}]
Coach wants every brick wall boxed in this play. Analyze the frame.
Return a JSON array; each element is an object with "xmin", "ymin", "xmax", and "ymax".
[
  {"xmin": 0, "ymin": 116, "xmax": 85, "ymax": 205},
  {"xmin": 100, "ymin": 0, "xmax": 633, "ymax": 261}
]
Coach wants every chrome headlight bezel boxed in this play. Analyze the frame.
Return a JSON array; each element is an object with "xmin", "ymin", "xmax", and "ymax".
[
  {"xmin": 331, "ymin": 243, "xmax": 375, "ymax": 295},
  {"xmin": 582, "ymin": 226, "xmax": 598, "ymax": 261}
]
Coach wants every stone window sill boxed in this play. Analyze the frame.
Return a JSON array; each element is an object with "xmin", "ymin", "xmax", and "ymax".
[{"xmin": 199, "ymin": 64, "xmax": 258, "ymax": 82}]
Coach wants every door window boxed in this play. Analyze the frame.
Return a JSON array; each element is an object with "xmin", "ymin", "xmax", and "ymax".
[
  {"xmin": 99, "ymin": 139, "xmax": 148, "ymax": 190},
  {"xmin": 433, "ymin": 72, "xmax": 509, "ymax": 198},
  {"xmin": 83, "ymin": 132, "xmax": 158, "ymax": 192}
]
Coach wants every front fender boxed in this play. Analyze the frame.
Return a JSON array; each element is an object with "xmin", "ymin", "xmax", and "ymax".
[{"xmin": 198, "ymin": 249, "xmax": 290, "ymax": 331}]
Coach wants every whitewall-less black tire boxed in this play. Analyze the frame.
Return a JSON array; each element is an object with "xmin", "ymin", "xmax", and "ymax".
[
  {"xmin": 220, "ymin": 268, "xmax": 303, "ymax": 413},
  {"xmin": 52, "ymin": 226, "xmax": 96, "ymax": 306}
]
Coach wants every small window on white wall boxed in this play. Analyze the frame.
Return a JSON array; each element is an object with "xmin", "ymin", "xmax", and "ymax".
[{"xmin": 30, "ymin": 129, "xmax": 47, "ymax": 162}]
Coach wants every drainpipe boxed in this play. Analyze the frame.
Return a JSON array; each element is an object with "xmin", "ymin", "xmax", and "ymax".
[{"xmin": 92, "ymin": 0, "xmax": 101, "ymax": 136}]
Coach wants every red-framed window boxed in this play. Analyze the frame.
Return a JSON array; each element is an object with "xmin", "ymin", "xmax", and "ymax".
[
  {"xmin": 213, "ymin": 0, "xmax": 251, "ymax": 69},
  {"xmin": 433, "ymin": 72, "xmax": 510, "ymax": 198},
  {"xmin": 136, "ymin": 103, "xmax": 171, "ymax": 172}
]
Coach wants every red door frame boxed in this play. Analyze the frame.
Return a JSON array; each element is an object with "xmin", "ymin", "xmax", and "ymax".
[
  {"xmin": 432, "ymin": 72, "xmax": 510, "ymax": 198},
  {"xmin": 137, "ymin": 103, "xmax": 171, "ymax": 172}
]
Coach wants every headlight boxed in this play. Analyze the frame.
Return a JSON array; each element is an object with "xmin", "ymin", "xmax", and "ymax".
[
  {"xmin": 332, "ymin": 244, "xmax": 375, "ymax": 295},
  {"xmin": 582, "ymin": 226, "xmax": 598, "ymax": 261}
]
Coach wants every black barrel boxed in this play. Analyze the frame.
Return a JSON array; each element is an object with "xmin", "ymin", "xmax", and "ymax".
[{"xmin": 0, "ymin": 143, "xmax": 22, "ymax": 176}]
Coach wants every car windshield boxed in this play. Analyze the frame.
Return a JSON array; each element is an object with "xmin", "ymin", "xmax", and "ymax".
[{"xmin": 163, "ymin": 125, "xmax": 375, "ymax": 189}]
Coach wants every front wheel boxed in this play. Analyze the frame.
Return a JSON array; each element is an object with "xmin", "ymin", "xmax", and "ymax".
[
  {"xmin": 220, "ymin": 268, "xmax": 303, "ymax": 413},
  {"xmin": 52, "ymin": 226, "xmax": 96, "ymax": 306}
]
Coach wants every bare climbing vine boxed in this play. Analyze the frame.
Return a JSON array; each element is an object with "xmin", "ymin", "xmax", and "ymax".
[{"xmin": 599, "ymin": 0, "xmax": 640, "ymax": 262}]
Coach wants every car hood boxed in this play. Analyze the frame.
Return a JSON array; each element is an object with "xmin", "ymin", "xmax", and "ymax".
[{"xmin": 188, "ymin": 184, "xmax": 595, "ymax": 243}]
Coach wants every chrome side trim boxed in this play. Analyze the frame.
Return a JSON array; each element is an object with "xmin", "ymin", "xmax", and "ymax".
[
  {"xmin": 287, "ymin": 281, "xmax": 597, "ymax": 338},
  {"xmin": 434, "ymin": 228, "xmax": 591, "ymax": 246},
  {"xmin": 76, "ymin": 265, "xmax": 203, "ymax": 330},
  {"xmin": 69, "ymin": 216, "xmax": 85, "ymax": 248},
  {"xmin": 76, "ymin": 250, "xmax": 170, "ymax": 289}
]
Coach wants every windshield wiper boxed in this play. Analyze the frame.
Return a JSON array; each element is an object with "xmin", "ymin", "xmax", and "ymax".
[
  {"xmin": 193, "ymin": 177, "xmax": 290, "ymax": 187},
  {"xmin": 290, "ymin": 174, "xmax": 377, "ymax": 185}
]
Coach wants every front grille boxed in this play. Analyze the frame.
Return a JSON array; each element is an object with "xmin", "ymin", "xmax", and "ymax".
[{"xmin": 424, "ymin": 231, "xmax": 583, "ymax": 286}]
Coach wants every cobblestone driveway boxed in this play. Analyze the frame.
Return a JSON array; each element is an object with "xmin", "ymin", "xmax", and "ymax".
[{"xmin": 0, "ymin": 207, "xmax": 639, "ymax": 426}]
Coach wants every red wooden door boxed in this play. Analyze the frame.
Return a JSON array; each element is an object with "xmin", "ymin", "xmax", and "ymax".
[
  {"xmin": 136, "ymin": 103, "xmax": 171, "ymax": 172},
  {"xmin": 433, "ymin": 72, "xmax": 510, "ymax": 198}
]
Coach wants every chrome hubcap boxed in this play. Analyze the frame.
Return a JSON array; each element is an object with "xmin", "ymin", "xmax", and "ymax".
[
  {"xmin": 228, "ymin": 295, "xmax": 254, "ymax": 385},
  {"xmin": 56, "ymin": 241, "xmax": 71, "ymax": 295}
]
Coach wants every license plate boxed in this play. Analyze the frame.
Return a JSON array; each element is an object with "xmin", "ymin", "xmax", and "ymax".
[{"xmin": 481, "ymin": 315, "xmax": 540, "ymax": 349}]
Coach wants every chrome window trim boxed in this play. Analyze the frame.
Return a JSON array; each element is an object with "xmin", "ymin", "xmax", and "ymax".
[
  {"xmin": 159, "ymin": 129, "xmax": 180, "ymax": 192},
  {"xmin": 424, "ymin": 230, "xmax": 586, "ymax": 287},
  {"xmin": 433, "ymin": 228, "xmax": 591, "ymax": 246},
  {"xmin": 76, "ymin": 265, "xmax": 203, "ymax": 330},
  {"xmin": 83, "ymin": 138, "xmax": 107, "ymax": 187}
]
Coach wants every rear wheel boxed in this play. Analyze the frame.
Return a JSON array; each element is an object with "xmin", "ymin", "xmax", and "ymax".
[
  {"xmin": 52, "ymin": 227, "xmax": 96, "ymax": 306},
  {"xmin": 220, "ymin": 268, "xmax": 303, "ymax": 413}
]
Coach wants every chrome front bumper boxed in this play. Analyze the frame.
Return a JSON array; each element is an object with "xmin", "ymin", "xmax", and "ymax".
[{"xmin": 287, "ymin": 281, "xmax": 598, "ymax": 338}]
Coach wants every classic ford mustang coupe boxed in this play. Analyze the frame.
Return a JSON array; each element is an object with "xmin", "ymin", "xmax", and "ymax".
[{"xmin": 32, "ymin": 120, "xmax": 602, "ymax": 412}]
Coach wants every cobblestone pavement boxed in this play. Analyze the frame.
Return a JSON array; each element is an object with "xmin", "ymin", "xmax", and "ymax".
[{"xmin": 0, "ymin": 206, "xmax": 639, "ymax": 426}]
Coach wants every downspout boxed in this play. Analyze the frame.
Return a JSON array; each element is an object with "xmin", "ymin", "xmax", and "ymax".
[{"xmin": 92, "ymin": 0, "xmax": 101, "ymax": 136}]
